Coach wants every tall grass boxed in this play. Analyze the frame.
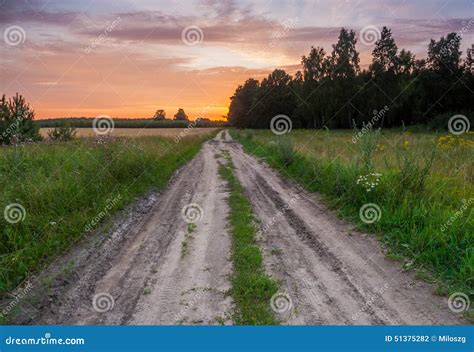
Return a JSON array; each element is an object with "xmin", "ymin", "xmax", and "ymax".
[
  {"xmin": 231, "ymin": 129, "xmax": 473, "ymax": 294},
  {"xmin": 0, "ymin": 133, "xmax": 214, "ymax": 296}
]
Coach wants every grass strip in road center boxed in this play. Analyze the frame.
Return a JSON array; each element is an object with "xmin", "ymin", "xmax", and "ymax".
[{"xmin": 218, "ymin": 150, "xmax": 279, "ymax": 325}]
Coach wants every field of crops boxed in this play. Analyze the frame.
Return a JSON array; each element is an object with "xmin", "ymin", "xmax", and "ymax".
[
  {"xmin": 37, "ymin": 118, "xmax": 227, "ymax": 129},
  {"xmin": 40, "ymin": 127, "xmax": 220, "ymax": 138},
  {"xmin": 232, "ymin": 129, "xmax": 473, "ymax": 294}
]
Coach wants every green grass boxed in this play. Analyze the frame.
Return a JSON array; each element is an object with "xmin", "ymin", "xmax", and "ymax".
[
  {"xmin": 181, "ymin": 239, "xmax": 189, "ymax": 258},
  {"xmin": 0, "ymin": 132, "xmax": 215, "ymax": 296},
  {"xmin": 218, "ymin": 151, "xmax": 278, "ymax": 325},
  {"xmin": 231, "ymin": 129, "xmax": 473, "ymax": 296},
  {"xmin": 181, "ymin": 224, "xmax": 197, "ymax": 258}
]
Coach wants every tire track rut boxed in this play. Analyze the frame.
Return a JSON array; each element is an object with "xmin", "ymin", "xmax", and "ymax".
[
  {"xmin": 225, "ymin": 131, "xmax": 465, "ymax": 325},
  {"xmin": 10, "ymin": 130, "xmax": 466, "ymax": 325},
  {"xmin": 15, "ymin": 131, "xmax": 233, "ymax": 325}
]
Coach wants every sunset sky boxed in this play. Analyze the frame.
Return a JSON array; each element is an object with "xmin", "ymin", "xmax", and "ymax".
[{"xmin": 1, "ymin": 0, "xmax": 473, "ymax": 120}]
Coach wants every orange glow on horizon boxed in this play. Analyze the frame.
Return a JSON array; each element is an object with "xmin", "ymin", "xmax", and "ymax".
[
  {"xmin": 4, "ymin": 1, "xmax": 470, "ymax": 123},
  {"xmin": 34, "ymin": 106, "xmax": 230, "ymax": 121}
]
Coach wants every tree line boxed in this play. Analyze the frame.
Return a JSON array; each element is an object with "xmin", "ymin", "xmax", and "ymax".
[
  {"xmin": 153, "ymin": 108, "xmax": 193, "ymax": 121},
  {"xmin": 228, "ymin": 26, "xmax": 474, "ymax": 129}
]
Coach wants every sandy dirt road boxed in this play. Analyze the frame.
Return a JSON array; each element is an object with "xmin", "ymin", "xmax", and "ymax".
[
  {"xmin": 14, "ymin": 130, "xmax": 464, "ymax": 325},
  {"xmin": 225, "ymin": 131, "xmax": 464, "ymax": 325},
  {"xmin": 18, "ymin": 130, "xmax": 233, "ymax": 325}
]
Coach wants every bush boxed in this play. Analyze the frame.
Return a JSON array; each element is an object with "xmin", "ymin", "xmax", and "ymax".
[
  {"xmin": 0, "ymin": 93, "xmax": 41, "ymax": 145},
  {"xmin": 275, "ymin": 137, "xmax": 295, "ymax": 167},
  {"xmin": 47, "ymin": 125, "xmax": 77, "ymax": 141}
]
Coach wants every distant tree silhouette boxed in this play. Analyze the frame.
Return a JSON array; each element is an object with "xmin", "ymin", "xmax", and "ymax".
[
  {"xmin": 174, "ymin": 108, "xmax": 188, "ymax": 121},
  {"xmin": 329, "ymin": 28, "xmax": 360, "ymax": 78},
  {"xmin": 153, "ymin": 109, "xmax": 166, "ymax": 120},
  {"xmin": 228, "ymin": 78, "xmax": 260, "ymax": 128},
  {"xmin": 464, "ymin": 45, "xmax": 474, "ymax": 73},
  {"xmin": 427, "ymin": 32, "xmax": 462, "ymax": 75},
  {"xmin": 227, "ymin": 26, "xmax": 473, "ymax": 130},
  {"xmin": 299, "ymin": 46, "xmax": 329, "ymax": 128},
  {"xmin": 252, "ymin": 69, "xmax": 295, "ymax": 129},
  {"xmin": 395, "ymin": 49, "xmax": 416, "ymax": 75},
  {"xmin": 370, "ymin": 26, "xmax": 398, "ymax": 74}
]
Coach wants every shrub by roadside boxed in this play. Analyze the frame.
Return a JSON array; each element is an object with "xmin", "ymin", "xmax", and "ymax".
[
  {"xmin": 0, "ymin": 94, "xmax": 41, "ymax": 145},
  {"xmin": 47, "ymin": 124, "xmax": 77, "ymax": 141}
]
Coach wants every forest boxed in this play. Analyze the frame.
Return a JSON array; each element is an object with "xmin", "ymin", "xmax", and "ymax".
[{"xmin": 228, "ymin": 27, "xmax": 474, "ymax": 129}]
